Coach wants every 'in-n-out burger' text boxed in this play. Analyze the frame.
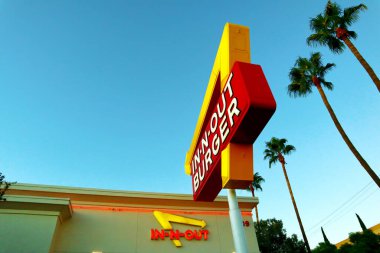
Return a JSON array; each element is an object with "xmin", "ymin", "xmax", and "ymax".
[{"xmin": 191, "ymin": 73, "xmax": 241, "ymax": 193}]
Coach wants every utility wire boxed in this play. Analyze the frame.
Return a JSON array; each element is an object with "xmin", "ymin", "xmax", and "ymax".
[
  {"xmin": 306, "ymin": 180, "xmax": 375, "ymax": 233},
  {"xmin": 321, "ymin": 188, "xmax": 378, "ymax": 227},
  {"xmin": 308, "ymin": 186, "xmax": 378, "ymax": 236}
]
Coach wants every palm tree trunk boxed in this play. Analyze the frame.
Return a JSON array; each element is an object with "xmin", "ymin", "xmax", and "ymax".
[
  {"xmin": 343, "ymin": 37, "xmax": 380, "ymax": 92},
  {"xmin": 249, "ymin": 184, "xmax": 260, "ymax": 223},
  {"xmin": 280, "ymin": 161, "xmax": 311, "ymax": 253},
  {"xmin": 315, "ymin": 85, "xmax": 380, "ymax": 188},
  {"xmin": 254, "ymin": 206, "xmax": 259, "ymax": 223}
]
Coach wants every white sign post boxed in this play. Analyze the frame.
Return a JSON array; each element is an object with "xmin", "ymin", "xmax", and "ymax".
[{"xmin": 228, "ymin": 189, "xmax": 248, "ymax": 253}]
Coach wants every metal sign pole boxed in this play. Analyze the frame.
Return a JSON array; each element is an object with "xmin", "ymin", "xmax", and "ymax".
[{"xmin": 227, "ymin": 189, "xmax": 248, "ymax": 253}]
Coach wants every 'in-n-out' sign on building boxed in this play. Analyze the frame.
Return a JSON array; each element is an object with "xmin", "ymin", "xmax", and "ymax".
[
  {"xmin": 151, "ymin": 211, "xmax": 208, "ymax": 247},
  {"xmin": 185, "ymin": 23, "xmax": 276, "ymax": 201}
]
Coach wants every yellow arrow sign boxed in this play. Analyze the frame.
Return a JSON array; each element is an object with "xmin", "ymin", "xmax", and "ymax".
[{"xmin": 153, "ymin": 211, "xmax": 207, "ymax": 247}]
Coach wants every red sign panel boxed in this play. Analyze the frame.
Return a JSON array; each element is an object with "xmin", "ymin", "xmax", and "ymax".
[{"xmin": 191, "ymin": 62, "xmax": 276, "ymax": 201}]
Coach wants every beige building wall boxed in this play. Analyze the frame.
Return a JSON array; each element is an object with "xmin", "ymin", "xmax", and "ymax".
[
  {"xmin": 0, "ymin": 195, "xmax": 71, "ymax": 253},
  {"xmin": 0, "ymin": 210, "xmax": 58, "ymax": 252},
  {"xmin": 1, "ymin": 184, "xmax": 260, "ymax": 253}
]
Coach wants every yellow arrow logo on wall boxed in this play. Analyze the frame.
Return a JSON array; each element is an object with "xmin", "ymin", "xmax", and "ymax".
[{"xmin": 153, "ymin": 211, "xmax": 207, "ymax": 247}]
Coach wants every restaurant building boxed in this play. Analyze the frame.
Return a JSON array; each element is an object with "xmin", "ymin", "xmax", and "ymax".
[{"xmin": 0, "ymin": 183, "xmax": 260, "ymax": 253}]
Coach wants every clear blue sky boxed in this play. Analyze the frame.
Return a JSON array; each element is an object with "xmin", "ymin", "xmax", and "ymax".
[{"xmin": 0, "ymin": 0, "xmax": 379, "ymax": 248}]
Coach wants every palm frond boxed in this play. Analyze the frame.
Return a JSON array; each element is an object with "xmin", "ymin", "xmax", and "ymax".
[
  {"xmin": 268, "ymin": 156, "xmax": 278, "ymax": 168},
  {"xmin": 254, "ymin": 172, "xmax": 265, "ymax": 183},
  {"xmin": 288, "ymin": 56, "xmax": 316, "ymax": 97},
  {"xmin": 319, "ymin": 78, "xmax": 334, "ymax": 90},
  {"xmin": 343, "ymin": 4, "xmax": 367, "ymax": 26},
  {"xmin": 318, "ymin": 62, "xmax": 335, "ymax": 78},
  {"xmin": 283, "ymin": 144, "xmax": 296, "ymax": 155},
  {"xmin": 265, "ymin": 143, "xmax": 278, "ymax": 154},
  {"xmin": 288, "ymin": 82, "xmax": 312, "ymax": 97},
  {"xmin": 325, "ymin": 1, "xmax": 341, "ymax": 18},
  {"xmin": 310, "ymin": 52, "xmax": 323, "ymax": 69},
  {"xmin": 309, "ymin": 14, "xmax": 332, "ymax": 33},
  {"xmin": 252, "ymin": 172, "xmax": 265, "ymax": 192},
  {"xmin": 278, "ymin": 138, "xmax": 287, "ymax": 149},
  {"xmin": 307, "ymin": 32, "xmax": 331, "ymax": 47},
  {"xmin": 254, "ymin": 184, "xmax": 262, "ymax": 191},
  {"xmin": 264, "ymin": 139, "xmax": 280, "ymax": 169},
  {"xmin": 264, "ymin": 146, "xmax": 278, "ymax": 168},
  {"xmin": 326, "ymin": 36, "xmax": 345, "ymax": 53},
  {"xmin": 323, "ymin": 63, "xmax": 336, "ymax": 72},
  {"xmin": 289, "ymin": 67, "xmax": 304, "ymax": 81},
  {"xmin": 346, "ymin": 30, "xmax": 357, "ymax": 40},
  {"xmin": 263, "ymin": 148, "xmax": 275, "ymax": 160},
  {"xmin": 267, "ymin": 137, "xmax": 281, "ymax": 152},
  {"xmin": 295, "ymin": 57, "xmax": 312, "ymax": 71}
]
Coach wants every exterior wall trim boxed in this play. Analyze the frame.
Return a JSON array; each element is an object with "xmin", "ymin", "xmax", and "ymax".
[
  {"xmin": 0, "ymin": 194, "xmax": 72, "ymax": 222},
  {"xmin": 7, "ymin": 183, "xmax": 257, "ymax": 212}
]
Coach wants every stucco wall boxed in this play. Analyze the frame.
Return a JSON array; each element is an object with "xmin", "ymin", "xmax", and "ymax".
[
  {"xmin": 53, "ymin": 208, "xmax": 259, "ymax": 253},
  {"xmin": 0, "ymin": 210, "xmax": 59, "ymax": 253},
  {"xmin": 4, "ymin": 184, "xmax": 260, "ymax": 253}
]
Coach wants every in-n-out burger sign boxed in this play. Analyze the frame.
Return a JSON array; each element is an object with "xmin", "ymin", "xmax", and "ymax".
[
  {"xmin": 185, "ymin": 23, "xmax": 276, "ymax": 202},
  {"xmin": 191, "ymin": 62, "xmax": 276, "ymax": 201},
  {"xmin": 151, "ymin": 211, "xmax": 208, "ymax": 247},
  {"xmin": 191, "ymin": 72, "xmax": 240, "ymax": 193}
]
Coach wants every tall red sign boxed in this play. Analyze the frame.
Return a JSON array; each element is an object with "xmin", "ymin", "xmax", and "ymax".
[{"xmin": 191, "ymin": 62, "xmax": 276, "ymax": 201}]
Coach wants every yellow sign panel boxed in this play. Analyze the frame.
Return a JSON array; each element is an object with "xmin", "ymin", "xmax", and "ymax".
[{"xmin": 185, "ymin": 23, "xmax": 253, "ymax": 193}]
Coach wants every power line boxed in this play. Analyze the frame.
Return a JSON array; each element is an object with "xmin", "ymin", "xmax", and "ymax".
[
  {"xmin": 308, "ymin": 186, "xmax": 378, "ymax": 237},
  {"xmin": 306, "ymin": 180, "xmax": 376, "ymax": 234}
]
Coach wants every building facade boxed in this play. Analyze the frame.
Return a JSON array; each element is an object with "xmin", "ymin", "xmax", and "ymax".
[{"xmin": 0, "ymin": 183, "xmax": 260, "ymax": 253}]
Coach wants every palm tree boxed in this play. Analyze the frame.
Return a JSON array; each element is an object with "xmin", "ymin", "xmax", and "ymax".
[
  {"xmin": 288, "ymin": 52, "xmax": 380, "ymax": 188},
  {"xmin": 307, "ymin": 1, "xmax": 380, "ymax": 92},
  {"xmin": 264, "ymin": 137, "xmax": 311, "ymax": 253},
  {"xmin": 247, "ymin": 172, "xmax": 265, "ymax": 223}
]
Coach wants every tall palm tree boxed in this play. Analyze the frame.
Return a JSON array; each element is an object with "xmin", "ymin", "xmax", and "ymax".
[
  {"xmin": 247, "ymin": 172, "xmax": 265, "ymax": 223},
  {"xmin": 307, "ymin": 1, "xmax": 380, "ymax": 92},
  {"xmin": 264, "ymin": 137, "xmax": 311, "ymax": 253},
  {"xmin": 288, "ymin": 52, "xmax": 380, "ymax": 188}
]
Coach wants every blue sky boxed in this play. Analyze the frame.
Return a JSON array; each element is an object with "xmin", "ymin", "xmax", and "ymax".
[{"xmin": 0, "ymin": 0, "xmax": 379, "ymax": 248}]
